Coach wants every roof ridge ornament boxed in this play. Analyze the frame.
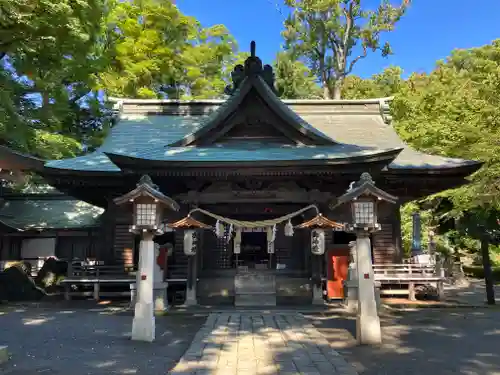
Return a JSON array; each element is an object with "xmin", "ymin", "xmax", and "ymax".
[
  {"xmin": 137, "ymin": 174, "xmax": 158, "ymax": 191},
  {"xmin": 224, "ymin": 41, "xmax": 276, "ymax": 95}
]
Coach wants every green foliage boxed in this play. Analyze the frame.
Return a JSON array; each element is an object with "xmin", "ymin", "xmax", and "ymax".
[
  {"xmin": 282, "ymin": 0, "xmax": 409, "ymax": 99},
  {"xmin": 274, "ymin": 51, "xmax": 322, "ymax": 98},
  {"xmin": 344, "ymin": 40, "xmax": 500, "ymax": 259},
  {"xmin": 342, "ymin": 66, "xmax": 404, "ymax": 98},
  {"xmin": 100, "ymin": 0, "xmax": 237, "ymax": 100},
  {"xmin": 0, "ymin": 0, "xmax": 240, "ymax": 162},
  {"xmin": 0, "ymin": 0, "xmax": 111, "ymax": 158},
  {"xmin": 392, "ymin": 42, "xmax": 500, "ymax": 219}
]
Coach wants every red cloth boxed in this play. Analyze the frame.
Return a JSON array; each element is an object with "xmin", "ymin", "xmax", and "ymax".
[{"xmin": 156, "ymin": 246, "xmax": 168, "ymax": 270}]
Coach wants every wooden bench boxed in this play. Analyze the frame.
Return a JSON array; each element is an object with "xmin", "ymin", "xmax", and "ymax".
[
  {"xmin": 373, "ymin": 263, "xmax": 446, "ymax": 300},
  {"xmin": 61, "ymin": 261, "xmax": 136, "ymax": 301}
]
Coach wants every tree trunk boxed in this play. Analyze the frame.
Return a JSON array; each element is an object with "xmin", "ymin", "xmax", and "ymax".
[
  {"xmin": 322, "ymin": 83, "xmax": 331, "ymax": 99},
  {"xmin": 332, "ymin": 77, "xmax": 344, "ymax": 100}
]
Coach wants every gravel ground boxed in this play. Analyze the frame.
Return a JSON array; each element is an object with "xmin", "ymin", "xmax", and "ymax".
[
  {"xmin": 0, "ymin": 306, "xmax": 207, "ymax": 375},
  {"xmin": 307, "ymin": 309, "xmax": 500, "ymax": 375}
]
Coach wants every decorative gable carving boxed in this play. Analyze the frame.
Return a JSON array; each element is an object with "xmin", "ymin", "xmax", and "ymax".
[
  {"xmin": 169, "ymin": 41, "xmax": 336, "ymax": 148},
  {"xmin": 213, "ymin": 88, "xmax": 295, "ymax": 144}
]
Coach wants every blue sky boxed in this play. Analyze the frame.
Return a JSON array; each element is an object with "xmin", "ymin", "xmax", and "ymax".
[{"xmin": 177, "ymin": 0, "xmax": 500, "ymax": 78}]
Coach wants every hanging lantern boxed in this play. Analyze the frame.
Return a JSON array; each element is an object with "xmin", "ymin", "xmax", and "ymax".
[
  {"xmin": 266, "ymin": 225, "xmax": 276, "ymax": 254},
  {"xmin": 267, "ymin": 241, "xmax": 275, "ymax": 254},
  {"xmin": 184, "ymin": 229, "xmax": 198, "ymax": 256},
  {"xmin": 284, "ymin": 219, "xmax": 294, "ymax": 237},
  {"xmin": 233, "ymin": 227, "xmax": 242, "ymax": 254},
  {"xmin": 310, "ymin": 228, "xmax": 325, "ymax": 255}
]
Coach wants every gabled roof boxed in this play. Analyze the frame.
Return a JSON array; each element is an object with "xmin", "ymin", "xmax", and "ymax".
[
  {"xmin": 167, "ymin": 216, "xmax": 212, "ymax": 229},
  {"xmin": 169, "ymin": 41, "xmax": 334, "ymax": 147},
  {"xmin": 169, "ymin": 75, "xmax": 336, "ymax": 147},
  {"xmin": 332, "ymin": 172, "xmax": 399, "ymax": 208},
  {"xmin": 113, "ymin": 175, "xmax": 179, "ymax": 210},
  {"xmin": 295, "ymin": 214, "xmax": 345, "ymax": 229}
]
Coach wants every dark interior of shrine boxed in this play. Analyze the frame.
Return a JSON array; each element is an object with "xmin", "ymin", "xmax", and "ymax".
[{"xmin": 239, "ymin": 232, "xmax": 269, "ymax": 269}]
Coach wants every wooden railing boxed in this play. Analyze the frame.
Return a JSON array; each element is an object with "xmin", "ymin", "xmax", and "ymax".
[
  {"xmin": 373, "ymin": 263, "xmax": 444, "ymax": 279},
  {"xmin": 373, "ymin": 263, "xmax": 446, "ymax": 300},
  {"xmin": 62, "ymin": 261, "xmax": 137, "ymax": 301}
]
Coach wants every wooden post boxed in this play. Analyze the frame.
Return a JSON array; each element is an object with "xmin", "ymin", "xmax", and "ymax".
[
  {"xmin": 94, "ymin": 266, "xmax": 100, "ymax": 301},
  {"xmin": 480, "ymin": 230, "xmax": 496, "ymax": 305}
]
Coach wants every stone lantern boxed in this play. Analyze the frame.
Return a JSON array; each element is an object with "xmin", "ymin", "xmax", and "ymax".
[
  {"xmin": 114, "ymin": 175, "xmax": 179, "ymax": 342},
  {"xmin": 334, "ymin": 172, "xmax": 397, "ymax": 345}
]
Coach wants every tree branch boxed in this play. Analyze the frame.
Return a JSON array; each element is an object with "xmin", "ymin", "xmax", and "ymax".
[
  {"xmin": 342, "ymin": 1, "xmax": 355, "ymax": 54},
  {"xmin": 345, "ymin": 45, "xmax": 368, "ymax": 75}
]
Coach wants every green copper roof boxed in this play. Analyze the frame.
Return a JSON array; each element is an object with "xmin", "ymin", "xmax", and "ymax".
[
  {"xmin": 43, "ymin": 98, "xmax": 480, "ymax": 173},
  {"xmin": 45, "ymin": 115, "xmax": 205, "ymax": 172},
  {"xmin": 0, "ymin": 198, "xmax": 104, "ymax": 230},
  {"xmin": 110, "ymin": 143, "xmax": 398, "ymax": 163},
  {"xmin": 45, "ymin": 153, "xmax": 121, "ymax": 172}
]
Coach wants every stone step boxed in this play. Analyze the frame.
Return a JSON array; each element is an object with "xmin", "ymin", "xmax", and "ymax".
[
  {"xmin": 235, "ymin": 293, "xmax": 277, "ymax": 307},
  {"xmin": 234, "ymin": 273, "xmax": 276, "ymax": 294}
]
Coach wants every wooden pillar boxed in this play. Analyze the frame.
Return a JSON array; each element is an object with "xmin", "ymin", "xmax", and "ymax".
[
  {"xmin": 312, "ymin": 254, "xmax": 323, "ymax": 304},
  {"xmin": 392, "ymin": 203, "xmax": 403, "ymax": 262},
  {"xmin": 99, "ymin": 198, "xmax": 117, "ymax": 263}
]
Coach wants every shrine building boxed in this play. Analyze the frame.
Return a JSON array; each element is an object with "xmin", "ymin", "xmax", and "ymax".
[{"xmin": 0, "ymin": 44, "xmax": 481, "ymax": 305}]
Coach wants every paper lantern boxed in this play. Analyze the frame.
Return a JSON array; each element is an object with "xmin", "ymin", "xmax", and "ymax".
[
  {"xmin": 184, "ymin": 229, "xmax": 198, "ymax": 256},
  {"xmin": 310, "ymin": 228, "xmax": 325, "ymax": 255}
]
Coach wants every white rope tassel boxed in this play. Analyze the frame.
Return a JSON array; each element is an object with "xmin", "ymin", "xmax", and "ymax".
[
  {"xmin": 284, "ymin": 219, "xmax": 294, "ymax": 237},
  {"xmin": 226, "ymin": 223, "xmax": 234, "ymax": 243},
  {"xmin": 234, "ymin": 227, "xmax": 242, "ymax": 244},
  {"xmin": 266, "ymin": 226, "xmax": 273, "ymax": 243},
  {"xmin": 215, "ymin": 220, "xmax": 225, "ymax": 238}
]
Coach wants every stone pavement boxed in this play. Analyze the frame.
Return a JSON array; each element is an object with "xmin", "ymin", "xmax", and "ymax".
[{"xmin": 169, "ymin": 312, "xmax": 358, "ymax": 375}]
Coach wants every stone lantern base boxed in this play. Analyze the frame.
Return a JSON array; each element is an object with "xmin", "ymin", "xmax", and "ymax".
[
  {"xmin": 130, "ymin": 282, "xmax": 169, "ymax": 312},
  {"xmin": 344, "ymin": 280, "xmax": 381, "ymax": 313}
]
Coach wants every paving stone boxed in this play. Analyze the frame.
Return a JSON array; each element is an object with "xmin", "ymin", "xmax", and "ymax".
[{"xmin": 168, "ymin": 312, "xmax": 358, "ymax": 375}]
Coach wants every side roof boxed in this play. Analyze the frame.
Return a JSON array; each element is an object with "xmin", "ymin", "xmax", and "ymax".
[
  {"xmin": 44, "ymin": 96, "xmax": 480, "ymax": 173},
  {"xmin": 0, "ymin": 195, "xmax": 103, "ymax": 231}
]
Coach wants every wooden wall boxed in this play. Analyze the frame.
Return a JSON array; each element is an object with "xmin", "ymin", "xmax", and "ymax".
[
  {"xmin": 372, "ymin": 202, "xmax": 402, "ymax": 263},
  {"xmin": 328, "ymin": 201, "xmax": 402, "ymax": 264},
  {"xmin": 113, "ymin": 204, "xmax": 135, "ymax": 266}
]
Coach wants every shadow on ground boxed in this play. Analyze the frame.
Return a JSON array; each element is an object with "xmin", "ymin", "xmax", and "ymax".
[
  {"xmin": 306, "ymin": 309, "xmax": 500, "ymax": 375},
  {"xmin": 0, "ymin": 305, "xmax": 206, "ymax": 375},
  {"xmin": 1, "ymin": 302, "xmax": 500, "ymax": 375}
]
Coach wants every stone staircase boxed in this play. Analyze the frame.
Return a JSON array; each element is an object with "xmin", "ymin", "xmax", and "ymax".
[{"xmin": 234, "ymin": 270, "xmax": 276, "ymax": 306}]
